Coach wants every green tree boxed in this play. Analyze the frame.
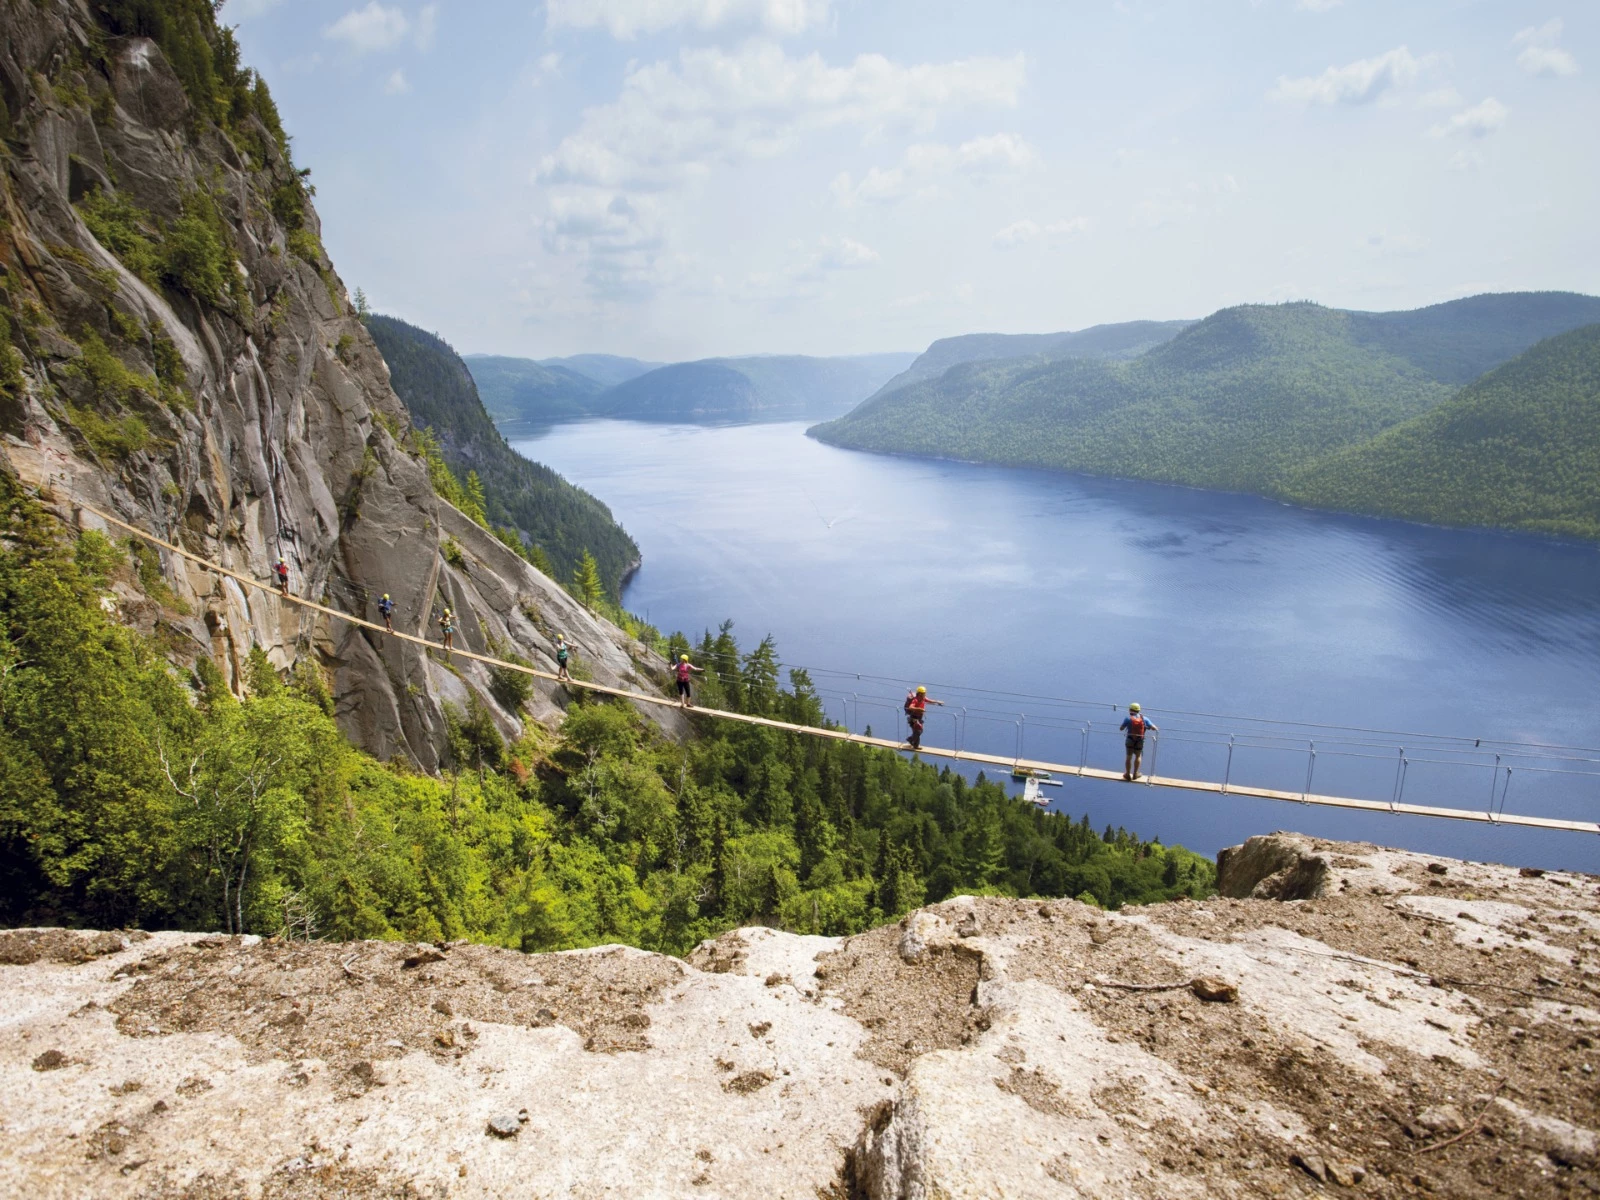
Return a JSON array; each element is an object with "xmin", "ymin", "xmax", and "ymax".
[{"xmin": 571, "ymin": 550, "xmax": 605, "ymax": 610}]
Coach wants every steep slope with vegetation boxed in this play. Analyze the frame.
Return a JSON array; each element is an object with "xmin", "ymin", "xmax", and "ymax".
[
  {"xmin": 0, "ymin": 481, "xmax": 1210, "ymax": 941},
  {"xmin": 813, "ymin": 295, "xmax": 1600, "ymax": 530},
  {"xmin": 365, "ymin": 316, "xmax": 638, "ymax": 593},
  {"xmin": 1282, "ymin": 323, "xmax": 1600, "ymax": 538},
  {"xmin": 870, "ymin": 319, "xmax": 1194, "ymax": 399},
  {"xmin": 0, "ymin": 0, "xmax": 666, "ymax": 772},
  {"xmin": 460, "ymin": 353, "xmax": 604, "ymax": 426},
  {"xmin": 0, "ymin": 0, "xmax": 1211, "ymax": 960}
]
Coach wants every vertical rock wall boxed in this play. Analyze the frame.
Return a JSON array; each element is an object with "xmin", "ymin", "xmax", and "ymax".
[{"xmin": 0, "ymin": 0, "xmax": 681, "ymax": 767}]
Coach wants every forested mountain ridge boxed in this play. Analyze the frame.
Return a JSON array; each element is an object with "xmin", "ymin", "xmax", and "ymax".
[
  {"xmin": 813, "ymin": 293, "xmax": 1600, "ymax": 531},
  {"xmin": 466, "ymin": 351, "xmax": 918, "ymax": 426},
  {"xmin": 459, "ymin": 353, "xmax": 603, "ymax": 426},
  {"xmin": 814, "ymin": 302, "xmax": 1457, "ymax": 494},
  {"xmin": 1281, "ymin": 323, "xmax": 1600, "ymax": 539},
  {"xmin": 870, "ymin": 319, "xmax": 1195, "ymax": 399},
  {"xmin": 366, "ymin": 316, "xmax": 639, "ymax": 593},
  {"xmin": 537, "ymin": 352, "xmax": 662, "ymax": 388}
]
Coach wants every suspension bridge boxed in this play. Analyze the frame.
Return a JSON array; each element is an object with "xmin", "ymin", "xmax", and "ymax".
[{"xmin": 73, "ymin": 500, "xmax": 1600, "ymax": 837}]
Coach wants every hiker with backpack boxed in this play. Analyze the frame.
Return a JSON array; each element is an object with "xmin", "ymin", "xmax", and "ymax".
[
  {"xmin": 377, "ymin": 593, "xmax": 395, "ymax": 633},
  {"xmin": 904, "ymin": 685, "xmax": 943, "ymax": 751},
  {"xmin": 1120, "ymin": 703, "xmax": 1158, "ymax": 780}
]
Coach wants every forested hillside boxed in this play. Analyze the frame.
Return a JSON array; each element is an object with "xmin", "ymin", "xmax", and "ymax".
[
  {"xmin": 1282, "ymin": 324, "xmax": 1600, "ymax": 539},
  {"xmin": 365, "ymin": 316, "xmax": 639, "ymax": 593},
  {"xmin": 815, "ymin": 303, "xmax": 1456, "ymax": 493},
  {"xmin": 0, "ymin": 482, "xmax": 1211, "ymax": 946},
  {"xmin": 871, "ymin": 319, "xmax": 1194, "ymax": 399},
  {"xmin": 467, "ymin": 352, "xmax": 917, "ymax": 425},
  {"xmin": 460, "ymin": 354, "xmax": 603, "ymax": 426},
  {"xmin": 814, "ymin": 294, "xmax": 1600, "ymax": 530}
]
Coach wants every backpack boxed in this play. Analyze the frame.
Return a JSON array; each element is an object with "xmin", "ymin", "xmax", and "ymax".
[
  {"xmin": 1127, "ymin": 714, "xmax": 1146, "ymax": 738},
  {"xmin": 904, "ymin": 692, "xmax": 921, "ymax": 717}
]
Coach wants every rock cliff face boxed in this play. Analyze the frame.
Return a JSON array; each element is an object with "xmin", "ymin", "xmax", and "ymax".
[
  {"xmin": 0, "ymin": 0, "xmax": 680, "ymax": 767},
  {"xmin": 2, "ymin": 835, "xmax": 1596, "ymax": 1197}
]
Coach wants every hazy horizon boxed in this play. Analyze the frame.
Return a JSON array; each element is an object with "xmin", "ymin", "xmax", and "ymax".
[{"xmin": 230, "ymin": 1, "xmax": 1598, "ymax": 361}]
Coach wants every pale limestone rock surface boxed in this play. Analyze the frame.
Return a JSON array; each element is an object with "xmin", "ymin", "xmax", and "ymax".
[{"xmin": 2, "ymin": 835, "xmax": 1597, "ymax": 1198}]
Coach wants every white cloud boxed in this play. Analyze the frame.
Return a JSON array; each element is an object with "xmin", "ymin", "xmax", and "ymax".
[
  {"xmin": 816, "ymin": 236, "xmax": 879, "ymax": 269},
  {"xmin": 992, "ymin": 216, "xmax": 1088, "ymax": 248},
  {"xmin": 534, "ymin": 43, "xmax": 1021, "ymax": 304},
  {"xmin": 832, "ymin": 132, "xmax": 1037, "ymax": 206},
  {"xmin": 539, "ymin": 43, "xmax": 1026, "ymax": 190},
  {"xmin": 1269, "ymin": 46, "xmax": 1434, "ymax": 105},
  {"xmin": 1513, "ymin": 19, "xmax": 1579, "ymax": 78},
  {"xmin": 547, "ymin": 0, "xmax": 833, "ymax": 39},
  {"xmin": 1296, "ymin": 0, "xmax": 1342, "ymax": 10},
  {"xmin": 1417, "ymin": 86, "xmax": 1463, "ymax": 109},
  {"xmin": 415, "ymin": 3, "xmax": 438, "ymax": 50},
  {"xmin": 384, "ymin": 68, "xmax": 410, "ymax": 94},
  {"xmin": 324, "ymin": 3, "xmax": 411, "ymax": 53},
  {"xmin": 1428, "ymin": 97, "xmax": 1507, "ymax": 139}
]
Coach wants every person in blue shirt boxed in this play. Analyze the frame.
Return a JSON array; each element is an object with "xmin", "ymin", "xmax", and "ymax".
[
  {"xmin": 377, "ymin": 593, "xmax": 395, "ymax": 633},
  {"xmin": 555, "ymin": 632, "xmax": 578, "ymax": 681},
  {"xmin": 1120, "ymin": 703, "xmax": 1157, "ymax": 781}
]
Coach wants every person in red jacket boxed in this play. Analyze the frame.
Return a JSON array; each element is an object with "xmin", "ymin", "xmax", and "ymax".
[
  {"xmin": 904, "ymin": 685, "xmax": 943, "ymax": 750},
  {"xmin": 273, "ymin": 557, "xmax": 290, "ymax": 598},
  {"xmin": 1120, "ymin": 703, "xmax": 1158, "ymax": 780},
  {"xmin": 675, "ymin": 654, "xmax": 704, "ymax": 708}
]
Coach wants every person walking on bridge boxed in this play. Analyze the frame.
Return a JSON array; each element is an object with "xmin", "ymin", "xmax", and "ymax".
[
  {"xmin": 904, "ymin": 686, "xmax": 943, "ymax": 751},
  {"xmin": 555, "ymin": 633, "xmax": 577, "ymax": 682},
  {"xmin": 439, "ymin": 607, "xmax": 456, "ymax": 653},
  {"xmin": 274, "ymin": 557, "xmax": 290, "ymax": 598},
  {"xmin": 1121, "ymin": 703, "xmax": 1157, "ymax": 781},
  {"xmin": 674, "ymin": 653, "xmax": 704, "ymax": 708},
  {"xmin": 377, "ymin": 593, "xmax": 395, "ymax": 633}
]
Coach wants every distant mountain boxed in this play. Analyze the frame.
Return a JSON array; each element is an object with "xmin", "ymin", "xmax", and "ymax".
[
  {"xmin": 461, "ymin": 355, "xmax": 604, "ymax": 426},
  {"xmin": 604, "ymin": 353, "xmax": 918, "ymax": 422},
  {"xmin": 1345, "ymin": 292, "xmax": 1600, "ymax": 385},
  {"xmin": 465, "ymin": 352, "xmax": 912, "ymax": 426},
  {"xmin": 1281, "ymin": 323, "xmax": 1600, "ymax": 539},
  {"xmin": 538, "ymin": 354, "xmax": 663, "ymax": 388},
  {"xmin": 368, "ymin": 318, "xmax": 639, "ymax": 591},
  {"xmin": 814, "ymin": 302, "xmax": 1456, "ymax": 493},
  {"xmin": 872, "ymin": 320, "xmax": 1194, "ymax": 399},
  {"xmin": 812, "ymin": 291, "xmax": 1600, "ymax": 538}
]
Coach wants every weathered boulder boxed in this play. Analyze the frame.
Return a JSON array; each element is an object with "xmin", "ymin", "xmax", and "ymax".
[{"xmin": 1215, "ymin": 832, "xmax": 1330, "ymax": 900}]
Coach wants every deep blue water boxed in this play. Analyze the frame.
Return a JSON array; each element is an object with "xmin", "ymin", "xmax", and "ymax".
[{"xmin": 512, "ymin": 421, "xmax": 1600, "ymax": 874}]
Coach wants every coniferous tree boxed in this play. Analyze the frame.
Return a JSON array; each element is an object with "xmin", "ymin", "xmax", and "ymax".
[{"xmin": 571, "ymin": 550, "xmax": 605, "ymax": 610}]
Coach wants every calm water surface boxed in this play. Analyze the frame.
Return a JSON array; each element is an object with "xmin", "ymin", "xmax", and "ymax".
[{"xmin": 512, "ymin": 421, "xmax": 1600, "ymax": 873}]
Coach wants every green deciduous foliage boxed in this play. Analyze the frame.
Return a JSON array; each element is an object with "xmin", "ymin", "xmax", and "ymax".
[{"xmin": 0, "ymin": 482, "xmax": 1214, "ymax": 950}]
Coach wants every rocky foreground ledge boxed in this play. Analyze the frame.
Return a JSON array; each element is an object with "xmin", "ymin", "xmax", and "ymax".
[{"xmin": 1, "ymin": 835, "xmax": 1596, "ymax": 1199}]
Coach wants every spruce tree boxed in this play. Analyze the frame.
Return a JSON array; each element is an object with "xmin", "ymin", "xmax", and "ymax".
[{"xmin": 571, "ymin": 550, "xmax": 604, "ymax": 610}]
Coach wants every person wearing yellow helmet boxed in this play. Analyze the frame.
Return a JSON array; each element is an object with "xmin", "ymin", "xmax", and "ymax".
[
  {"xmin": 1120, "ymin": 702, "xmax": 1158, "ymax": 781},
  {"xmin": 674, "ymin": 652, "xmax": 704, "ymax": 708},
  {"xmin": 555, "ymin": 632, "xmax": 580, "ymax": 682},
  {"xmin": 903, "ymin": 684, "xmax": 944, "ymax": 751},
  {"xmin": 377, "ymin": 592, "xmax": 395, "ymax": 633}
]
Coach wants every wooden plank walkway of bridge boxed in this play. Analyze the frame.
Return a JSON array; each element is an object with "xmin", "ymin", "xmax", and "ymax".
[{"xmin": 75, "ymin": 501, "xmax": 1600, "ymax": 837}]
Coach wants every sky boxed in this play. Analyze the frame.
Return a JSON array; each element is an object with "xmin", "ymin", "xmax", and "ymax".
[{"xmin": 226, "ymin": 0, "xmax": 1599, "ymax": 361}]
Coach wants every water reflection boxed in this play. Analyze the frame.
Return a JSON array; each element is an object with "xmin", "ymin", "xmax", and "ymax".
[{"xmin": 511, "ymin": 420, "xmax": 1600, "ymax": 871}]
